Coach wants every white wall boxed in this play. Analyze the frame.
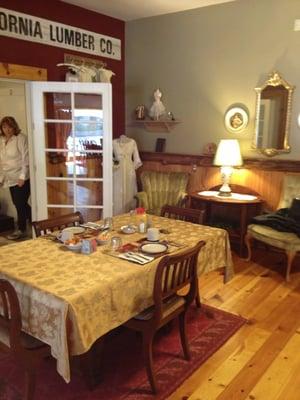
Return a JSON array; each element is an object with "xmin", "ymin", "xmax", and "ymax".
[{"xmin": 125, "ymin": 0, "xmax": 300, "ymax": 159}]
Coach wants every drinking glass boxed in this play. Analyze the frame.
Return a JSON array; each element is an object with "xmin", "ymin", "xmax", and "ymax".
[
  {"xmin": 104, "ymin": 217, "xmax": 113, "ymax": 231},
  {"xmin": 129, "ymin": 209, "xmax": 137, "ymax": 229},
  {"xmin": 109, "ymin": 236, "xmax": 122, "ymax": 252}
]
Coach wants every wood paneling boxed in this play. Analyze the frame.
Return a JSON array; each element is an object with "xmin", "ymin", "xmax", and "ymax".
[
  {"xmin": 139, "ymin": 152, "xmax": 300, "ymax": 211},
  {"xmin": 0, "ymin": 62, "xmax": 47, "ymax": 80}
]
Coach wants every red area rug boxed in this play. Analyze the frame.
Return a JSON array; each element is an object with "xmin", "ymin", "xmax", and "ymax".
[{"xmin": 0, "ymin": 305, "xmax": 246, "ymax": 400}]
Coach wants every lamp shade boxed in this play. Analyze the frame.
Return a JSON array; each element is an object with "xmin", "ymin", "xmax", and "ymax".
[{"xmin": 213, "ymin": 139, "xmax": 243, "ymax": 167}]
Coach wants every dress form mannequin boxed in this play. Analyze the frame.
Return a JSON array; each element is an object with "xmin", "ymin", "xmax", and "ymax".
[
  {"xmin": 113, "ymin": 136, "xmax": 142, "ymax": 215},
  {"xmin": 149, "ymin": 89, "xmax": 166, "ymax": 120}
]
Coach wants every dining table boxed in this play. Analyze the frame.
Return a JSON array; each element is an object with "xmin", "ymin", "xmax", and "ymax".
[{"xmin": 0, "ymin": 213, "xmax": 233, "ymax": 383}]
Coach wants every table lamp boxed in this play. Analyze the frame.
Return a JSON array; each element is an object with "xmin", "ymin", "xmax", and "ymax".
[{"xmin": 213, "ymin": 139, "xmax": 243, "ymax": 197}]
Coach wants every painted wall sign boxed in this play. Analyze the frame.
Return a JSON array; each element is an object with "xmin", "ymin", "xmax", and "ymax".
[{"xmin": 0, "ymin": 7, "xmax": 121, "ymax": 60}]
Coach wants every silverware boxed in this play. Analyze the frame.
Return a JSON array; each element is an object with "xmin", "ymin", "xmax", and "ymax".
[
  {"xmin": 127, "ymin": 252, "xmax": 152, "ymax": 262},
  {"xmin": 79, "ymin": 224, "xmax": 98, "ymax": 231},
  {"xmin": 120, "ymin": 253, "xmax": 145, "ymax": 264}
]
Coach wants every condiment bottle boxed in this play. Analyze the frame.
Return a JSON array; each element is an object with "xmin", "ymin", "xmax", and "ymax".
[{"xmin": 136, "ymin": 207, "xmax": 147, "ymax": 233}]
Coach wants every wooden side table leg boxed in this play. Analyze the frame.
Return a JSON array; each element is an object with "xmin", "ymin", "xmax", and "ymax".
[
  {"xmin": 245, "ymin": 232, "xmax": 253, "ymax": 261},
  {"xmin": 239, "ymin": 206, "xmax": 247, "ymax": 256},
  {"xmin": 286, "ymin": 251, "xmax": 296, "ymax": 282}
]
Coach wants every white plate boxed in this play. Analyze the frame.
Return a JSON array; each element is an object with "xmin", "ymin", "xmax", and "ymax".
[
  {"xmin": 62, "ymin": 226, "xmax": 85, "ymax": 234},
  {"xmin": 120, "ymin": 225, "xmax": 137, "ymax": 234},
  {"xmin": 140, "ymin": 243, "xmax": 168, "ymax": 254}
]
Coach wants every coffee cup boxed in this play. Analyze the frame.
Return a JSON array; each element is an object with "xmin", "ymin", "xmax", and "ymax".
[
  {"xmin": 147, "ymin": 228, "xmax": 160, "ymax": 242},
  {"xmin": 58, "ymin": 230, "xmax": 74, "ymax": 243}
]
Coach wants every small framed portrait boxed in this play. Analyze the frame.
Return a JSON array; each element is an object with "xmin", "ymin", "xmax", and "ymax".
[
  {"xmin": 155, "ymin": 138, "xmax": 166, "ymax": 152},
  {"xmin": 224, "ymin": 106, "xmax": 249, "ymax": 133}
]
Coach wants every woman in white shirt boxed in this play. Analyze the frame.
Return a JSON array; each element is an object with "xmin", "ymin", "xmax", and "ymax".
[{"xmin": 0, "ymin": 116, "xmax": 31, "ymax": 239}]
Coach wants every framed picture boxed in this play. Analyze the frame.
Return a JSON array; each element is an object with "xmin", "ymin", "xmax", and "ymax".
[
  {"xmin": 224, "ymin": 106, "xmax": 249, "ymax": 133},
  {"xmin": 155, "ymin": 138, "xmax": 166, "ymax": 152}
]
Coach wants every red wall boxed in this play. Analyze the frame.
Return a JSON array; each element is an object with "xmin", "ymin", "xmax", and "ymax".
[{"xmin": 0, "ymin": 0, "xmax": 125, "ymax": 137}]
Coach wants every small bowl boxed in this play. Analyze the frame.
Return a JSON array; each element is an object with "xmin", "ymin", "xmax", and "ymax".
[
  {"xmin": 64, "ymin": 242, "xmax": 82, "ymax": 252},
  {"xmin": 96, "ymin": 232, "xmax": 110, "ymax": 245}
]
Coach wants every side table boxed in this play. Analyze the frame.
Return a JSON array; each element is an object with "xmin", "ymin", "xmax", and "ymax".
[{"xmin": 189, "ymin": 190, "xmax": 262, "ymax": 256}]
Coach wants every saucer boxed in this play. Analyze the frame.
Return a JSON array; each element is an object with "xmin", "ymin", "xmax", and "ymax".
[{"xmin": 120, "ymin": 225, "xmax": 137, "ymax": 234}]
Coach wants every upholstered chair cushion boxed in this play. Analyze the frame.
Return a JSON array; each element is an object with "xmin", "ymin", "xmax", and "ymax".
[
  {"xmin": 136, "ymin": 171, "xmax": 189, "ymax": 215},
  {"xmin": 247, "ymin": 224, "xmax": 300, "ymax": 253},
  {"xmin": 246, "ymin": 174, "xmax": 300, "ymax": 281}
]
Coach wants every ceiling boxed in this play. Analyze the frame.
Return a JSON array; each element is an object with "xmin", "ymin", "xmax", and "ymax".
[{"xmin": 61, "ymin": 0, "xmax": 235, "ymax": 21}]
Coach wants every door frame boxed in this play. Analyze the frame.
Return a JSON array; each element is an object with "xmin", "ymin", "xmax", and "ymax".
[
  {"xmin": 29, "ymin": 81, "xmax": 113, "ymax": 221},
  {"xmin": 0, "ymin": 63, "xmax": 47, "ymax": 224}
]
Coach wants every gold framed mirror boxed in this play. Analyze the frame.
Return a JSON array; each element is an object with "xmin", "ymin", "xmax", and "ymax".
[{"xmin": 253, "ymin": 71, "xmax": 294, "ymax": 157}]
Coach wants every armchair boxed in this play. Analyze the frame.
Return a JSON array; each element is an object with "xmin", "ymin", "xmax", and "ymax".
[
  {"xmin": 245, "ymin": 174, "xmax": 300, "ymax": 281},
  {"xmin": 136, "ymin": 171, "xmax": 190, "ymax": 215}
]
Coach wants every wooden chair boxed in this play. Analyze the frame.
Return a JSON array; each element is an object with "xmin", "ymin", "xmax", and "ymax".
[
  {"xmin": 123, "ymin": 240, "xmax": 205, "ymax": 394},
  {"xmin": 32, "ymin": 211, "xmax": 84, "ymax": 237},
  {"xmin": 0, "ymin": 279, "xmax": 50, "ymax": 400},
  {"xmin": 161, "ymin": 204, "xmax": 205, "ymax": 224},
  {"xmin": 161, "ymin": 205, "xmax": 205, "ymax": 308}
]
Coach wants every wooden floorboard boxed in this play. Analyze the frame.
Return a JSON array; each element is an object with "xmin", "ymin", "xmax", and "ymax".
[{"xmin": 168, "ymin": 248, "xmax": 300, "ymax": 400}]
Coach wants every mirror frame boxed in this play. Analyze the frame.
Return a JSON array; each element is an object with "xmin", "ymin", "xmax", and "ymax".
[{"xmin": 253, "ymin": 71, "xmax": 294, "ymax": 157}]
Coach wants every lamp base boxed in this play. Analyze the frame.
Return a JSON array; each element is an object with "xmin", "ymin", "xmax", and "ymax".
[
  {"xmin": 218, "ymin": 167, "xmax": 233, "ymax": 197},
  {"xmin": 218, "ymin": 190, "xmax": 232, "ymax": 197}
]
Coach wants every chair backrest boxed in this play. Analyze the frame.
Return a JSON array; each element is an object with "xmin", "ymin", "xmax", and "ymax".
[
  {"xmin": 277, "ymin": 174, "xmax": 300, "ymax": 209},
  {"xmin": 152, "ymin": 240, "xmax": 205, "ymax": 324},
  {"xmin": 161, "ymin": 205, "xmax": 205, "ymax": 224},
  {"xmin": 140, "ymin": 171, "xmax": 190, "ymax": 215},
  {"xmin": 0, "ymin": 279, "xmax": 22, "ymax": 350},
  {"xmin": 32, "ymin": 211, "xmax": 84, "ymax": 237}
]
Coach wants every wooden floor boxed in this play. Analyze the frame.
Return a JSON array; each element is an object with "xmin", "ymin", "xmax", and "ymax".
[{"xmin": 169, "ymin": 248, "xmax": 300, "ymax": 400}]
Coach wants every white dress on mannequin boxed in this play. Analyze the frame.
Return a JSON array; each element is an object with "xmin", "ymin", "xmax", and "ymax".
[{"xmin": 113, "ymin": 135, "xmax": 142, "ymax": 215}]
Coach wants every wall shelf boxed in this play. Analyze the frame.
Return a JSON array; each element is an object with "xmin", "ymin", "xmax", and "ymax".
[{"xmin": 132, "ymin": 119, "xmax": 181, "ymax": 132}]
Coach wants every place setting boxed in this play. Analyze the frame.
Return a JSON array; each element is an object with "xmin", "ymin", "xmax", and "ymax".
[
  {"xmin": 103, "ymin": 226, "xmax": 185, "ymax": 265},
  {"xmin": 41, "ymin": 217, "xmax": 115, "ymax": 254}
]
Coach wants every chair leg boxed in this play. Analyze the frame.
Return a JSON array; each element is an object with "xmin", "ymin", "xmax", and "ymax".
[
  {"xmin": 286, "ymin": 251, "xmax": 296, "ymax": 282},
  {"xmin": 245, "ymin": 232, "xmax": 253, "ymax": 261},
  {"xmin": 179, "ymin": 311, "xmax": 190, "ymax": 360},
  {"xmin": 142, "ymin": 332, "xmax": 157, "ymax": 394},
  {"xmin": 24, "ymin": 370, "xmax": 36, "ymax": 400},
  {"xmin": 195, "ymin": 278, "xmax": 201, "ymax": 308}
]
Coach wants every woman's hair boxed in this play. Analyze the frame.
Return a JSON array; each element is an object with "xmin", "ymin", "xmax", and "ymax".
[{"xmin": 0, "ymin": 116, "xmax": 21, "ymax": 136}]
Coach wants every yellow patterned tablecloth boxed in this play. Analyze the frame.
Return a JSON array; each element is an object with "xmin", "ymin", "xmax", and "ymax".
[{"xmin": 0, "ymin": 214, "xmax": 233, "ymax": 382}]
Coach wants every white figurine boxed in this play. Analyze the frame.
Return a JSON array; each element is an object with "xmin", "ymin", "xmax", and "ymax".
[{"xmin": 149, "ymin": 88, "xmax": 166, "ymax": 120}]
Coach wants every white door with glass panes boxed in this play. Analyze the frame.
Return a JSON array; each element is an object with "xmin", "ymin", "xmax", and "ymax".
[{"xmin": 29, "ymin": 82, "xmax": 112, "ymax": 222}]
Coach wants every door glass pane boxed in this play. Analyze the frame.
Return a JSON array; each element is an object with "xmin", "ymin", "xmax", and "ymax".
[
  {"xmin": 77, "ymin": 208, "xmax": 102, "ymax": 222},
  {"xmin": 48, "ymin": 207, "xmax": 75, "ymax": 219},
  {"xmin": 46, "ymin": 152, "xmax": 71, "ymax": 178},
  {"xmin": 75, "ymin": 181, "xmax": 103, "ymax": 206},
  {"xmin": 45, "ymin": 122, "xmax": 72, "ymax": 149},
  {"xmin": 44, "ymin": 93, "xmax": 72, "ymax": 119},
  {"xmin": 47, "ymin": 180, "xmax": 74, "ymax": 205},
  {"xmin": 74, "ymin": 155, "xmax": 102, "ymax": 178},
  {"xmin": 74, "ymin": 93, "xmax": 103, "ymax": 150}
]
